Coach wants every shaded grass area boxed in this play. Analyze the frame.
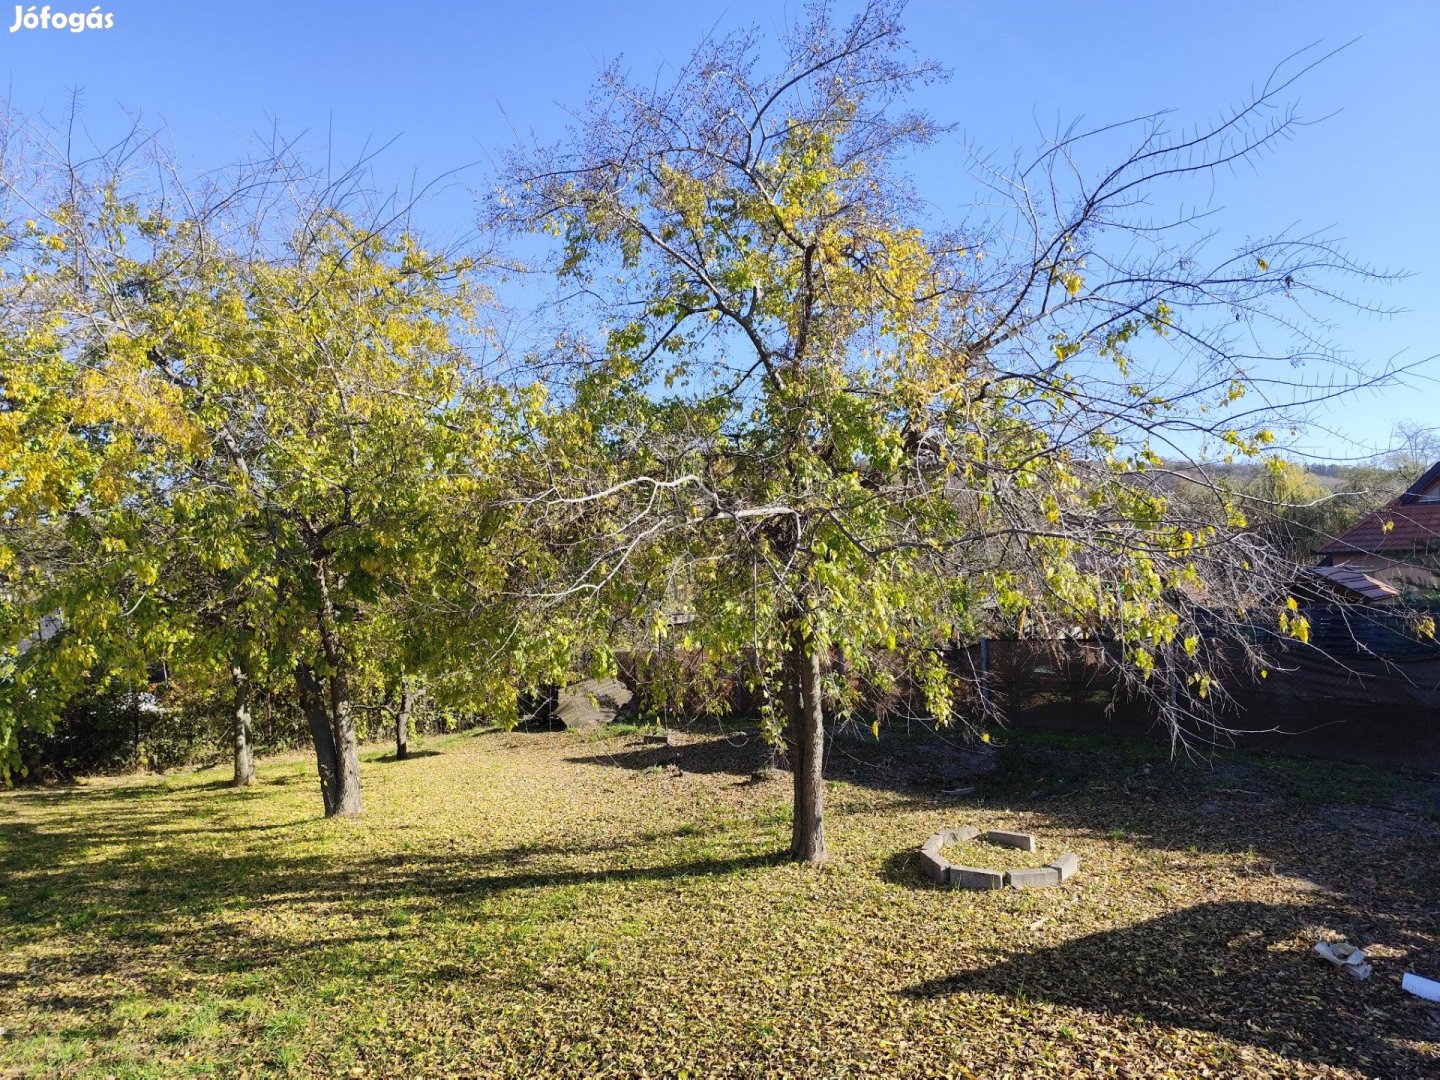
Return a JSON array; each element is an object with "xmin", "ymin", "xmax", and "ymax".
[{"xmin": 1, "ymin": 722, "xmax": 1437, "ymax": 1077}]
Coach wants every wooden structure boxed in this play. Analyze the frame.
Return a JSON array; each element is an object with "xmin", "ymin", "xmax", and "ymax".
[{"xmin": 1317, "ymin": 461, "xmax": 1440, "ymax": 591}]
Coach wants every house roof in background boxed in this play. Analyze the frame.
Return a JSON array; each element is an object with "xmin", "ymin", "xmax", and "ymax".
[
  {"xmin": 1319, "ymin": 460, "xmax": 1440, "ymax": 555},
  {"xmin": 1400, "ymin": 460, "xmax": 1440, "ymax": 504},
  {"xmin": 1307, "ymin": 564, "xmax": 1401, "ymax": 602},
  {"xmin": 1318, "ymin": 502, "xmax": 1440, "ymax": 554}
]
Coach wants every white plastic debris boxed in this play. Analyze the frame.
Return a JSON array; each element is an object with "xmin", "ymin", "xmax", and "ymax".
[
  {"xmin": 1401, "ymin": 972, "xmax": 1440, "ymax": 1002},
  {"xmin": 1314, "ymin": 941, "xmax": 1373, "ymax": 981}
]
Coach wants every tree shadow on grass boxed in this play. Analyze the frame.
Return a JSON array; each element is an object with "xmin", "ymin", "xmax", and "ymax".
[
  {"xmin": 371, "ymin": 749, "xmax": 443, "ymax": 763},
  {"xmin": 6, "ymin": 726, "xmax": 1438, "ymax": 1076},
  {"xmin": 878, "ymin": 848, "xmax": 942, "ymax": 889},
  {"xmin": 566, "ymin": 730, "xmax": 771, "ymax": 778},
  {"xmin": 570, "ymin": 721, "xmax": 1440, "ymax": 902},
  {"xmin": 2, "ymin": 840, "xmax": 792, "ymax": 1014},
  {"xmin": 975, "ymin": 731, "xmax": 1439, "ymax": 909},
  {"xmin": 1, "ymin": 776, "xmax": 794, "ymax": 1043},
  {"xmin": 903, "ymin": 898, "xmax": 1439, "ymax": 1078},
  {"xmin": 568, "ymin": 718, "xmax": 993, "ymax": 789},
  {"xmin": 0, "ymin": 778, "xmax": 789, "ymax": 927},
  {"xmin": 2, "ymin": 781, "xmax": 161, "ymax": 806}
]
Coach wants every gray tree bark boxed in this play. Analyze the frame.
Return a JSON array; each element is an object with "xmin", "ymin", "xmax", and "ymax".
[
  {"xmin": 314, "ymin": 559, "xmax": 362, "ymax": 817},
  {"xmin": 296, "ymin": 663, "xmax": 340, "ymax": 816},
  {"xmin": 230, "ymin": 663, "xmax": 256, "ymax": 787},
  {"xmin": 785, "ymin": 634, "xmax": 827, "ymax": 866},
  {"xmin": 395, "ymin": 679, "xmax": 412, "ymax": 760}
]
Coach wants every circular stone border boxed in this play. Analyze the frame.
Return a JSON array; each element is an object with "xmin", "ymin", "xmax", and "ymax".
[{"xmin": 918, "ymin": 827, "xmax": 1078, "ymax": 890}]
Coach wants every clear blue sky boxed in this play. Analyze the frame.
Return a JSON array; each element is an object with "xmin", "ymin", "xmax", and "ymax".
[{"xmin": 3, "ymin": 0, "xmax": 1436, "ymax": 459}]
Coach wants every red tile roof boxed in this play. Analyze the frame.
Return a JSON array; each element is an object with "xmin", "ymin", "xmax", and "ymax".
[{"xmin": 1319, "ymin": 499, "xmax": 1440, "ymax": 555}]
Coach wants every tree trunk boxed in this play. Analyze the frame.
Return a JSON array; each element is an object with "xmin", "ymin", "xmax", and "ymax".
[
  {"xmin": 785, "ymin": 633, "xmax": 827, "ymax": 866},
  {"xmin": 395, "ymin": 678, "xmax": 412, "ymax": 760},
  {"xmin": 230, "ymin": 664, "xmax": 256, "ymax": 787},
  {"xmin": 977, "ymin": 637, "xmax": 991, "ymax": 715},
  {"xmin": 327, "ymin": 678, "xmax": 363, "ymax": 817},
  {"xmin": 314, "ymin": 559, "xmax": 363, "ymax": 817},
  {"xmin": 131, "ymin": 696, "xmax": 143, "ymax": 772},
  {"xmin": 296, "ymin": 663, "xmax": 340, "ymax": 816}
]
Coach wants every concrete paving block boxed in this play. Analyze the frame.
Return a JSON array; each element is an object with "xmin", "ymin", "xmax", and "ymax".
[
  {"xmin": 919, "ymin": 849, "xmax": 950, "ymax": 885},
  {"xmin": 948, "ymin": 865, "xmax": 1005, "ymax": 890},
  {"xmin": 1050, "ymin": 852, "xmax": 1079, "ymax": 882},
  {"xmin": 1005, "ymin": 865, "xmax": 1062, "ymax": 889},
  {"xmin": 985, "ymin": 830, "xmax": 1037, "ymax": 852},
  {"xmin": 944, "ymin": 826, "xmax": 980, "ymax": 843},
  {"xmin": 921, "ymin": 833, "xmax": 946, "ymax": 855}
]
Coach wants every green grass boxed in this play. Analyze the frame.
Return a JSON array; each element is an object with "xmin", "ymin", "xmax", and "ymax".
[
  {"xmin": 0, "ymin": 724, "xmax": 1437, "ymax": 1077},
  {"xmin": 940, "ymin": 834, "xmax": 1060, "ymax": 868}
]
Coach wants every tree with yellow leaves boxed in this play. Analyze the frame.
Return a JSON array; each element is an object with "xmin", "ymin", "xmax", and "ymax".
[
  {"xmin": 0, "ymin": 118, "xmax": 527, "ymax": 813},
  {"xmin": 498, "ymin": 2, "xmax": 1394, "ymax": 864}
]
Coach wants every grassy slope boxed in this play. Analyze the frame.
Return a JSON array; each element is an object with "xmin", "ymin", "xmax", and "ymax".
[{"xmin": 0, "ymin": 723, "xmax": 1437, "ymax": 1078}]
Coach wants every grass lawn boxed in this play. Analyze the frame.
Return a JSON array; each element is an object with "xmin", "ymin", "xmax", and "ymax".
[{"xmin": 1, "ymin": 721, "xmax": 1437, "ymax": 1077}]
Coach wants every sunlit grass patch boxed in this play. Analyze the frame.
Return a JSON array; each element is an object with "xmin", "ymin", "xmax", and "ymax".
[{"xmin": 0, "ymin": 725, "xmax": 1435, "ymax": 1077}]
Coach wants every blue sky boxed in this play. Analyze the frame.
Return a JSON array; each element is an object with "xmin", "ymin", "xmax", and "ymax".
[{"xmin": 2, "ymin": 0, "xmax": 1436, "ymax": 459}]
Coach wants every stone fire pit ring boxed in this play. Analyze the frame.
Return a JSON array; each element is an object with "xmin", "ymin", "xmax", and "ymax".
[{"xmin": 919, "ymin": 826, "xmax": 1077, "ymax": 890}]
